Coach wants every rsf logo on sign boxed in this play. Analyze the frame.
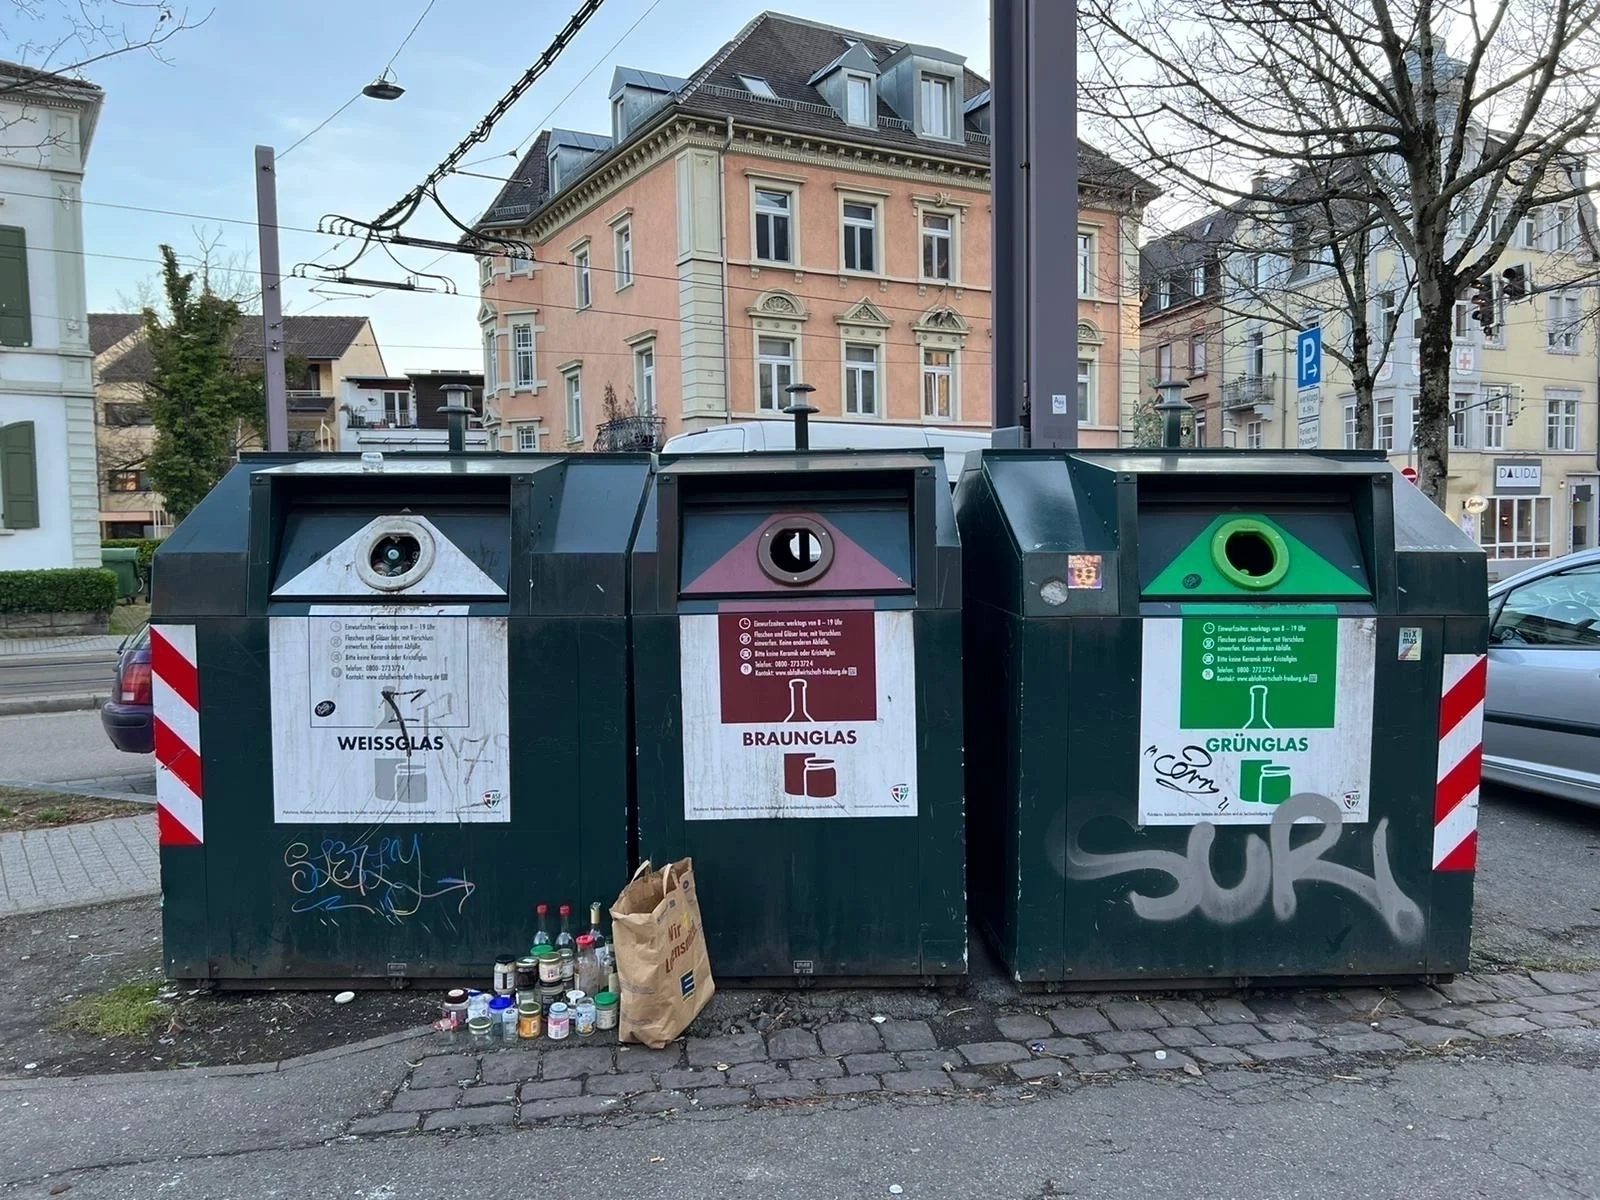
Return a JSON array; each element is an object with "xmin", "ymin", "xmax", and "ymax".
[{"xmin": 1296, "ymin": 326, "xmax": 1322, "ymax": 389}]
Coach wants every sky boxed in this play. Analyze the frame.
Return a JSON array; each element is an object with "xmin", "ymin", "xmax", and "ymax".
[{"xmin": 39, "ymin": 0, "xmax": 994, "ymax": 373}]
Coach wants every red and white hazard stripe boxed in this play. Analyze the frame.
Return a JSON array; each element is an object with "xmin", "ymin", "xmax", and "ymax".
[
  {"xmin": 151, "ymin": 624, "xmax": 203, "ymax": 847},
  {"xmin": 1434, "ymin": 653, "xmax": 1486, "ymax": 872}
]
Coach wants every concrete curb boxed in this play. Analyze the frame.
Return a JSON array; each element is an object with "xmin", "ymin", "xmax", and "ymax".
[
  {"xmin": 0, "ymin": 693, "xmax": 105, "ymax": 717},
  {"xmin": 0, "ymin": 649, "xmax": 123, "ymax": 666},
  {"xmin": 0, "ymin": 1025, "xmax": 437, "ymax": 1092}
]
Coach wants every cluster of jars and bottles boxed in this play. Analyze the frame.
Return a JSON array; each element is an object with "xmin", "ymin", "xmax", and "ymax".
[{"xmin": 435, "ymin": 903, "xmax": 619, "ymax": 1043}]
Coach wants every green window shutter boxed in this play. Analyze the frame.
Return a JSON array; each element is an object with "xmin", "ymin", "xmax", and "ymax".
[
  {"xmin": 1, "ymin": 420, "xmax": 40, "ymax": 529},
  {"xmin": 0, "ymin": 226, "xmax": 31, "ymax": 348}
]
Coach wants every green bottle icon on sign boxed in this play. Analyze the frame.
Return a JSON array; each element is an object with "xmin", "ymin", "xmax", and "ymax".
[
  {"xmin": 1242, "ymin": 684, "xmax": 1273, "ymax": 730},
  {"xmin": 1240, "ymin": 760, "xmax": 1293, "ymax": 804}
]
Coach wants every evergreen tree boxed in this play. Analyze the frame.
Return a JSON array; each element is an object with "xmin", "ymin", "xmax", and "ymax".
[{"xmin": 143, "ymin": 246, "xmax": 263, "ymax": 519}]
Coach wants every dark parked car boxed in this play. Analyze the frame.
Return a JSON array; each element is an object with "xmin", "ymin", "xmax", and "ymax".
[{"xmin": 101, "ymin": 622, "xmax": 153, "ymax": 753}]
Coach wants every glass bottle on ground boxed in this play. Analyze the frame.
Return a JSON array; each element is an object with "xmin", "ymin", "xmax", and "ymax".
[{"xmin": 530, "ymin": 903, "xmax": 552, "ymax": 953}]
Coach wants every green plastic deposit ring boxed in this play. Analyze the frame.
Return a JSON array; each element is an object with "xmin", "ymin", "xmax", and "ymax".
[{"xmin": 1211, "ymin": 517, "xmax": 1290, "ymax": 589}]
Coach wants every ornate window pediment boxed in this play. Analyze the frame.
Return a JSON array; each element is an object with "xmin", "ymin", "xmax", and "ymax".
[
  {"xmin": 835, "ymin": 297, "xmax": 891, "ymax": 329},
  {"xmin": 746, "ymin": 288, "xmax": 809, "ymax": 320}
]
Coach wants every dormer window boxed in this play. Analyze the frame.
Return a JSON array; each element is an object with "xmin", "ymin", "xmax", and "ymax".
[
  {"xmin": 739, "ymin": 75, "xmax": 778, "ymax": 99},
  {"xmin": 845, "ymin": 73, "xmax": 873, "ymax": 126},
  {"xmin": 919, "ymin": 73, "xmax": 953, "ymax": 138}
]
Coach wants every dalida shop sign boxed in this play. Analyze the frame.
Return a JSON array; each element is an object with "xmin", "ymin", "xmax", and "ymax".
[{"xmin": 679, "ymin": 607, "xmax": 918, "ymax": 820}]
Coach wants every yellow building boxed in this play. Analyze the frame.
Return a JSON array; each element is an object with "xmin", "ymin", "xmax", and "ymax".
[{"xmin": 1203, "ymin": 201, "xmax": 1597, "ymax": 580}]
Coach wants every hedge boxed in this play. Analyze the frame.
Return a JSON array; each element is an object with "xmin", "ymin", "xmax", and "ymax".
[
  {"xmin": 101, "ymin": 538, "xmax": 162, "ymax": 571},
  {"xmin": 0, "ymin": 568, "xmax": 119, "ymax": 614}
]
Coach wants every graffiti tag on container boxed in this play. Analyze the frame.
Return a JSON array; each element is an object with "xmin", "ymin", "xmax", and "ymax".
[
  {"xmin": 284, "ymin": 835, "xmax": 475, "ymax": 922},
  {"xmin": 1060, "ymin": 792, "xmax": 1424, "ymax": 943},
  {"xmin": 1144, "ymin": 744, "xmax": 1222, "ymax": 798}
]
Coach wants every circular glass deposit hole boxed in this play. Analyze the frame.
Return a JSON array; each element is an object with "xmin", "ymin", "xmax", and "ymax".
[
  {"xmin": 370, "ymin": 532, "xmax": 423, "ymax": 579},
  {"xmin": 1223, "ymin": 529, "xmax": 1277, "ymax": 579},
  {"xmin": 769, "ymin": 527, "xmax": 824, "ymax": 575},
  {"xmin": 757, "ymin": 516, "xmax": 834, "ymax": 586},
  {"xmin": 1210, "ymin": 518, "xmax": 1289, "ymax": 590}
]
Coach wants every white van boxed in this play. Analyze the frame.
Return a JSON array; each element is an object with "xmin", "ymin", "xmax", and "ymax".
[{"xmin": 661, "ymin": 419, "xmax": 990, "ymax": 483}]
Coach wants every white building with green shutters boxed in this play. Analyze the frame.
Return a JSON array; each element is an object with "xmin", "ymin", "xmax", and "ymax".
[{"xmin": 0, "ymin": 61, "xmax": 102, "ymax": 569}]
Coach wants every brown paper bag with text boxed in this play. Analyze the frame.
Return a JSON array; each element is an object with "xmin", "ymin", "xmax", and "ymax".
[{"xmin": 610, "ymin": 858, "xmax": 715, "ymax": 1049}]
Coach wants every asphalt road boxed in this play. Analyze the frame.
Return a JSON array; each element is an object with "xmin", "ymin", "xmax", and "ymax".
[
  {"xmin": 0, "ymin": 652, "xmax": 115, "ymax": 700},
  {"xmin": 1475, "ymin": 783, "xmax": 1600, "ymax": 971},
  {"xmin": 0, "ymin": 709, "xmax": 152, "ymax": 794}
]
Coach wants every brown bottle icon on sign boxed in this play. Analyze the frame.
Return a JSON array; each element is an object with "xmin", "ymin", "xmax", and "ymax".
[{"xmin": 784, "ymin": 678, "xmax": 814, "ymax": 723}]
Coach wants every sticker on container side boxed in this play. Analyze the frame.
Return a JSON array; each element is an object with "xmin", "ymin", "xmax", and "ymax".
[
  {"xmin": 1067, "ymin": 554, "xmax": 1104, "ymax": 590},
  {"xmin": 679, "ymin": 607, "xmax": 917, "ymax": 820},
  {"xmin": 1398, "ymin": 626, "xmax": 1423, "ymax": 661},
  {"xmin": 268, "ymin": 604, "xmax": 510, "ymax": 823},
  {"xmin": 1136, "ymin": 616, "xmax": 1376, "ymax": 826}
]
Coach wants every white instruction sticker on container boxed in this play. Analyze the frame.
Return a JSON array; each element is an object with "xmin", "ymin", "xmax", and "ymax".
[
  {"xmin": 269, "ymin": 605, "xmax": 510, "ymax": 823},
  {"xmin": 679, "ymin": 607, "xmax": 917, "ymax": 820}
]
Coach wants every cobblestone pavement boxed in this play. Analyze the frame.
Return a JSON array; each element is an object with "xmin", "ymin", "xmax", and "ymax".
[
  {"xmin": 0, "ymin": 634, "xmax": 126, "ymax": 658},
  {"xmin": 347, "ymin": 966, "xmax": 1600, "ymax": 1136},
  {"xmin": 0, "ymin": 812, "xmax": 157, "ymax": 917}
]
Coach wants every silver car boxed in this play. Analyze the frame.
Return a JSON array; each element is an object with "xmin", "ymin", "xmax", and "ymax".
[{"xmin": 1484, "ymin": 546, "xmax": 1600, "ymax": 807}]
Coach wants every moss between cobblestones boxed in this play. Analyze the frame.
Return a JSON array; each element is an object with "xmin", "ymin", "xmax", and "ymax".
[{"xmin": 59, "ymin": 982, "xmax": 169, "ymax": 1038}]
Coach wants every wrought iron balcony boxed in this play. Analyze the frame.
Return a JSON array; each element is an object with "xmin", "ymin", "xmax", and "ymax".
[
  {"xmin": 594, "ymin": 414, "xmax": 666, "ymax": 453},
  {"xmin": 1221, "ymin": 373, "xmax": 1278, "ymax": 410}
]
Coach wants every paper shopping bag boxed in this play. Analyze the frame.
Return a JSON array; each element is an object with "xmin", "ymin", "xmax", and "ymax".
[{"xmin": 610, "ymin": 858, "xmax": 716, "ymax": 1048}]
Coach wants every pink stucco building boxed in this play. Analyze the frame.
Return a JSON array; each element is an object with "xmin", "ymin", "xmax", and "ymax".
[{"xmin": 476, "ymin": 12, "xmax": 1153, "ymax": 452}]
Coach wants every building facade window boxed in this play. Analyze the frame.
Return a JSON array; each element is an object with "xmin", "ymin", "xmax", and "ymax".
[
  {"xmin": 1077, "ymin": 357, "xmax": 1094, "ymax": 424},
  {"xmin": 1245, "ymin": 420, "xmax": 1264, "ymax": 449},
  {"xmin": 484, "ymin": 329, "xmax": 500, "ymax": 392},
  {"xmin": 1190, "ymin": 337, "xmax": 1207, "ymax": 375},
  {"xmin": 1245, "ymin": 328, "xmax": 1265, "ymax": 377},
  {"xmin": 634, "ymin": 344, "xmax": 656, "ymax": 415},
  {"xmin": 515, "ymin": 424, "xmax": 538, "ymax": 452},
  {"xmin": 1453, "ymin": 300, "xmax": 1471, "ymax": 340},
  {"xmin": 512, "ymin": 322, "xmax": 535, "ymax": 389},
  {"xmin": 843, "ymin": 343, "xmax": 879, "ymax": 416},
  {"xmin": 845, "ymin": 74, "xmax": 873, "ymax": 126},
  {"xmin": 1157, "ymin": 343, "xmax": 1173, "ymax": 378},
  {"xmin": 920, "ymin": 73, "xmax": 952, "ymax": 137},
  {"xmin": 842, "ymin": 201, "xmax": 877, "ymax": 273},
  {"xmin": 614, "ymin": 223, "xmax": 632, "ymax": 289},
  {"xmin": 1193, "ymin": 411, "xmax": 1207, "ymax": 447},
  {"xmin": 1548, "ymin": 293, "xmax": 1582, "ymax": 352},
  {"xmin": 1379, "ymin": 290, "xmax": 1399, "ymax": 341},
  {"xmin": 755, "ymin": 188, "xmax": 793, "ymax": 263},
  {"xmin": 1482, "ymin": 496, "xmax": 1552, "ymax": 559},
  {"xmin": 1077, "ymin": 233, "xmax": 1094, "ymax": 297},
  {"xmin": 1344, "ymin": 401, "xmax": 1358, "ymax": 449},
  {"xmin": 574, "ymin": 246, "xmax": 591, "ymax": 309},
  {"xmin": 564, "ymin": 370, "xmax": 583, "ymax": 443},
  {"xmin": 1484, "ymin": 387, "xmax": 1508, "ymax": 449},
  {"xmin": 757, "ymin": 336, "xmax": 795, "ymax": 411},
  {"xmin": 1157, "ymin": 280, "xmax": 1172, "ymax": 310},
  {"xmin": 107, "ymin": 469, "xmax": 151, "ymax": 492},
  {"xmin": 1547, "ymin": 391, "xmax": 1580, "ymax": 450},
  {"xmin": 921, "ymin": 211, "xmax": 953, "ymax": 281},
  {"xmin": 383, "ymin": 389, "xmax": 410, "ymax": 426},
  {"xmin": 509, "ymin": 251, "xmax": 532, "ymax": 275},
  {"xmin": 479, "ymin": 256, "xmax": 493, "ymax": 287},
  {"xmin": 1191, "ymin": 262, "xmax": 1205, "ymax": 298},
  {"xmin": 1519, "ymin": 211, "xmax": 1539, "ymax": 249},
  {"xmin": 922, "ymin": 348, "xmax": 955, "ymax": 419},
  {"xmin": 1376, "ymin": 398, "xmax": 1394, "ymax": 451},
  {"xmin": 1451, "ymin": 391, "xmax": 1471, "ymax": 449}
]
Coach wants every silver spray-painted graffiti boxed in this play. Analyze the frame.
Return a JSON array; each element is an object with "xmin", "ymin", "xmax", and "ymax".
[
  {"xmin": 1057, "ymin": 792, "xmax": 1424, "ymax": 942},
  {"xmin": 284, "ymin": 835, "xmax": 476, "ymax": 922}
]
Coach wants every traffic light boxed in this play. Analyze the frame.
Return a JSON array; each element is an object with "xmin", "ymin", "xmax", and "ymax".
[
  {"xmin": 1470, "ymin": 275, "xmax": 1495, "ymax": 336},
  {"xmin": 1501, "ymin": 263, "xmax": 1530, "ymax": 301}
]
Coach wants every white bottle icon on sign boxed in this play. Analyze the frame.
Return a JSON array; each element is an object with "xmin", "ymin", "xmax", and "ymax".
[
  {"xmin": 1243, "ymin": 684, "xmax": 1274, "ymax": 730},
  {"xmin": 784, "ymin": 678, "xmax": 814, "ymax": 723}
]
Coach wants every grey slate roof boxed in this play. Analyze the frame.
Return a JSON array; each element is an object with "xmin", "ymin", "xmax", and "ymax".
[
  {"xmin": 478, "ymin": 12, "xmax": 1154, "ymax": 231},
  {"xmin": 610, "ymin": 66, "xmax": 687, "ymax": 97},
  {"xmin": 94, "ymin": 314, "xmax": 373, "ymax": 384},
  {"xmin": 548, "ymin": 128, "xmax": 613, "ymax": 153},
  {"xmin": 89, "ymin": 312, "xmax": 143, "ymax": 356},
  {"xmin": 1140, "ymin": 207, "xmax": 1245, "ymax": 319}
]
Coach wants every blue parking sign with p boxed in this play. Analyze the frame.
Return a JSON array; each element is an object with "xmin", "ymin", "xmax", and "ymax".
[{"xmin": 1297, "ymin": 327, "xmax": 1322, "ymax": 389}]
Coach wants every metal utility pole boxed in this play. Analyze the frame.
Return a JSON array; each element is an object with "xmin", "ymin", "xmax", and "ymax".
[
  {"xmin": 992, "ymin": 0, "xmax": 1079, "ymax": 448},
  {"xmin": 255, "ymin": 145, "xmax": 289, "ymax": 452}
]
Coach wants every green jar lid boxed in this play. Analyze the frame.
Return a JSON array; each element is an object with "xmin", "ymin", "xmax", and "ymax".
[
  {"xmin": 532, "ymin": 945, "xmax": 556, "ymax": 959},
  {"xmin": 595, "ymin": 991, "xmax": 618, "ymax": 1008}
]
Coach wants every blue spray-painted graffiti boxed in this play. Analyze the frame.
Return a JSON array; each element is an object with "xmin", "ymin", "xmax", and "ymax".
[
  {"xmin": 284, "ymin": 835, "xmax": 475, "ymax": 922},
  {"xmin": 1056, "ymin": 792, "xmax": 1425, "ymax": 943}
]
